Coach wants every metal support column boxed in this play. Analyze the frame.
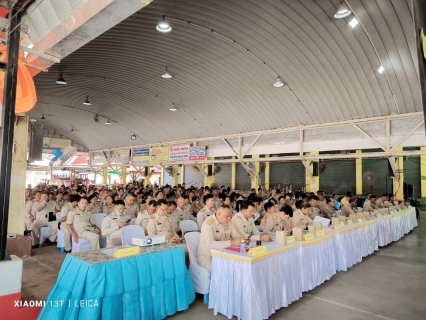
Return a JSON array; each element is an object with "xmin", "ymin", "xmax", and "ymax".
[{"xmin": 0, "ymin": 6, "xmax": 22, "ymax": 261}]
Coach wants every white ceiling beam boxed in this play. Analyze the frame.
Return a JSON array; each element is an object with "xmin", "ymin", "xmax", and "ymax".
[
  {"xmin": 390, "ymin": 120, "xmax": 424, "ymax": 151},
  {"xmin": 352, "ymin": 125, "xmax": 386, "ymax": 151}
]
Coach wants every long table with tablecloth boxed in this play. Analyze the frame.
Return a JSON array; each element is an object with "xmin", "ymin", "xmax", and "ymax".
[
  {"xmin": 38, "ymin": 243, "xmax": 195, "ymax": 320},
  {"xmin": 209, "ymin": 207, "xmax": 417, "ymax": 320}
]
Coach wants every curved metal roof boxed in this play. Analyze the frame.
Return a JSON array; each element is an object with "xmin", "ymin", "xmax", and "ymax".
[{"xmin": 29, "ymin": 0, "xmax": 421, "ymax": 150}]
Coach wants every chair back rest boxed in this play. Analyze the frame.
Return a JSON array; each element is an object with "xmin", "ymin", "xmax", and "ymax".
[
  {"xmin": 184, "ymin": 231, "xmax": 200, "ymax": 261},
  {"xmin": 56, "ymin": 212, "xmax": 61, "ymax": 222},
  {"xmin": 121, "ymin": 225, "xmax": 145, "ymax": 245},
  {"xmin": 93, "ymin": 213, "xmax": 106, "ymax": 229},
  {"xmin": 180, "ymin": 220, "xmax": 198, "ymax": 235},
  {"xmin": 130, "ymin": 218, "xmax": 136, "ymax": 225}
]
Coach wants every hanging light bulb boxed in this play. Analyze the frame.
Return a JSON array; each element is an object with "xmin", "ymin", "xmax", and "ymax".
[
  {"xmin": 105, "ymin": 119, "xmax": 111, "ymax": 125},
  {"xmin": 56, "ymin": 73, "xmax": 67, "ymax": 85},
  {"xmin": 273, "ymin": 77, "xmax": 285, "ymax": 88},
  {"xmin": 162, "ymin": 66, "xmax": 172, "ymax": 78},
  {"xmin": 170, "ymin": 103, "xmax": 177, "ymax": 111},
  {"xmin": 83, "ymin": 96, "xmax": 91, "ymax": 106},
  {"xmin": 131, "ymin": 134, "xmax": 136, "ymax": 140},
  {"xmin": 378, "ymin": 66, "xmax": 384, "ymax": 74},
  {"xmin": 334, "ymin": 2, "xmax": 352, "ymax": 19},
  {"xmin": 41, "ymin": 114, "xmax": 45, "ymax": 120},
  {"xmin": 94, "ymin": 114, "xmax": 99, "ymax": 122},
  {"xmin": 156, "ymin": 16, "xmax": 172, "ymax": 33}
]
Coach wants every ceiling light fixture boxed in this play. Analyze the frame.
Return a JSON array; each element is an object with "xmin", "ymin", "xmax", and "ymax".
[
  {"xmin": 131, "ymin": 134, "xmax": 136, "ymax": 140},
  {"xmin": 170, "ymin": 103, "xmax": 177, "ymax": 111},
  {"xmin": 83, "ymin": 96, "xmax": 92, "ymax": 106},
  {"xmin": 56, "ymin": 73, "xmax": 67, "ymax": 85},
  {"xmin": 94, "ymin": 114, "xmax": 99, "ymax": 122},
  {"xmin": 273, "ymin": 77, "xmax": 285, "ymax": 88},
  {"xmin": 105, "ymin": 119, "xmax": 111, "ymax": 125},
  {"xmin": 378, "ymin": 65, "xmax": 384, "ymax": 74},
  {"xmin": 156, "ymin": 16, "xmax": 172, "ymax": 33},
  {"xmin": 162, "ymin": 66, "xmax": 172, "ymax": 78},
  {"xmin": 41, "ymin": 114, "xmax": 45, "ymax": 120},
  {"xmin": 349, "ymin": 17, "xmax": 358, "ymax": 28},
  {"xmin": 334, "ymin": 2, "xmax": 352, "ymax": 19}
]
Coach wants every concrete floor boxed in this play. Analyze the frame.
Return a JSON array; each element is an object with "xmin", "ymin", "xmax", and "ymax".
[{"xmin": 22, "ymin": 211, "xmax": 426, "ymax": 320}]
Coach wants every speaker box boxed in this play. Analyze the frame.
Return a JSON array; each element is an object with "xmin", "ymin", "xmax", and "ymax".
[
  {"xmin": 143, "ymin": 167, "xmax": 148, "ymax": 176},
  {"xmin": 29, "ymin": 122, "xmax": 43, "ymax": 161},
  {"xmin": 312, "ymin": 162, "xmax": 319, "ymax": 176},
  {"xmin": 207, "ymin": 165, "xmax": 213, "ymax": 176}
]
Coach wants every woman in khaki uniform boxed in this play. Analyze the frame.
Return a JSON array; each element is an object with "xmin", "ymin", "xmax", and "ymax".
[{"xmin": 264, "ymin": 205, "xmax": 294, "ymax": 235}]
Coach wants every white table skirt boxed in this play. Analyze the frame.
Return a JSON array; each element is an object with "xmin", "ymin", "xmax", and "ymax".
[
  {"xmin": 377, "ymin": 208, "xmax": 417, "ymax": 247},
  {"xmin": 209, "ymin": 245, "xmax": 302, "ymax": 320},
  {"xmin": 299, "ymin": 235, "xmax": 336, "ymax": 292}
]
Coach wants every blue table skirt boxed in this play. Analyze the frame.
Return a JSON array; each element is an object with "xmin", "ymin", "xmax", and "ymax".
[{"xmin": 38, "ymin": 246, "xmax": 195, "ymax": 320}]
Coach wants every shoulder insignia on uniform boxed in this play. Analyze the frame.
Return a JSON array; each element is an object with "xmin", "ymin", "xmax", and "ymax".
[
  {"xmin": 273, "ymin": 216, "xmax": 277, "ymax": 220},
  {"xmin": 150, "ymin": 216, "xmax": 156, "ymax": 219},
  {"xmin": 206, "ymin": 219, "xmax": 213, "ymax": 225},
  {"xmin": 237, "ymin": 216, "xmax": 242, "ymax": 219}
]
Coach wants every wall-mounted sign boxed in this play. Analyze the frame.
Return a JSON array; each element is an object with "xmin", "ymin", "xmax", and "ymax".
[
  {"xmin": 149, "ymin": 147, "xmax": 169, "ymax": 163},
  {"xmin": 189, "ymin": 146, "xmax": 206, "ymax": 161},
  {"xmin": 133, "ymin": 148, "xmax": 150, "ymax": 164},
  {"xmin": 169, "ymin": 145, "xmax": 190, "ymax": 161},
  {"xmin": 111, "ymin": 149, "xmax": 130, "ymax": 164}
]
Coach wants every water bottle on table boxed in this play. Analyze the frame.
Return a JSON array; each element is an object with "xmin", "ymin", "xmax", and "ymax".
[{"xmin": 239, "ymin": 240, "xmax": 246, "ymax": 253}]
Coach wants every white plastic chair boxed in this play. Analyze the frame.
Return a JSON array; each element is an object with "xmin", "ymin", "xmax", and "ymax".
[
  {"xmin": 39, "ymin": 227, "xmax": 52, "ymax": 247},
  {"xmin": 71, "ymin": 225, "xmax": 93, "ymax": 253},
  {"xmin": 121, "ymin": 225, "xmax": 145, "ymax": 245},
  {"xmin": 180, "ymin": 220, "xmax": 198, "ymax": 235},
  {"xmin": 184, "ymin": 232, "xmax": 210, "ymax": 303},
  {"xmin": 130, "ymin": 218, "xmax": 136, "ymax": 225},
  {"xmin": 93, "ymin": 213, "xmax": 107, "ymax": 248},
  {"xmin": 56, "ymin": 212, "xmax": 65, "ymax": 253}
]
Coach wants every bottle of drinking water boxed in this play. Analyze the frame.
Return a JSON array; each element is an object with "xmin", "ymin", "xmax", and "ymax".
[{"xmin": 239, "ymin": 240, "xmax": 246, "ymax": 253}]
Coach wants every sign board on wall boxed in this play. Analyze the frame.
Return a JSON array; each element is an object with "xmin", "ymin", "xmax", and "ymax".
[
  {"xmin": 133, "ymin": 148, "xmax": 150, "ymax": 164},
  {"xmin": 149, "ymin": 147, "xmax": 169, "ymax": 163},
  {"xmin": 111, "ymin": 149, "xmax": 130, "ymax": 164},
  {"xmin": 169, "ymin": 145, "xmax": 190, "ymax": 161},
  {"xmin": 189, "ymin": 146, "xmax": 206, "ymax": 161}
]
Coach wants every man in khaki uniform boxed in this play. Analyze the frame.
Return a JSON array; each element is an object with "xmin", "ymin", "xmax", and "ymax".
[
  {"xmin": 101, "ymin": 200, "xmax": 129, "ymax": 248},
  {"xmin": 59, "ymin": 194, "xmax": 81, "ymax": 252},
  {"xmin": 317, "ymin": 193, "xmax": 327, "ymax": 211},
  {"xmin": 363, "ymin": 195, "xmax": 379, "ymax": 212},
  {"xmin": 321, "ymin": 197, "xmax": 337, "ymax": 219},
  {"xmin": 25, "ymin": 191, "xmax": 41, "ymax": 230},
  {"xmin": 197, "ymin": 194, "xmax": 216, "ymax": 229},
  {"xmin": 197, "ymin": 205, "xmax": 248, "ymax": 272},
  {"xmin": 122, "ymin": 192, "xmax": 139, "ymax": 219},
  {"xmin": 264, "ymin": 205, "xmax": 293, "ymax": 235},
  {"xmin": 376, "ymin": 194, "xmax": 392, "ymax": 208},
  {"xmin": 341, "ymin": 197, "xmax": 359, "ymax": 217},
  {"xmin": 308, "ymin": 195, "xmax": 321, "ymax": 219},
  {"xmin": 260, "ymin": 201, "xmax": 277, "ymax": 226},
  {"xmin": 171, "ymin": 197, "xmax": 192, "ymax": 231},
  {"xmin": 292, "ymin": 203, "xmax": 313, "ymax": 229},
  {"xmin": 30, "ymin": 192, "xmax": 58, "ymax": 246},
  {"xmin": 231, "ymin": 200, "xmax": 271, "ymax": 242},
  {"xmin": 67, "ymin": 197, "xmax": 101, "ymax": 250},
  {"xmin": 147, "ymin": 200, "xmax": 181, "ymax": 243},
  {"xmin": 135, "ymin": 199, "xmax": 157, "ymax": 234}
]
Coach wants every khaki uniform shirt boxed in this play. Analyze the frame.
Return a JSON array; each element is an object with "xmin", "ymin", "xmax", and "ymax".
[
  {"xmin": 292, "ymin": 209, "xmax": 313, "ymax": 229},
  {"xmin": 135, "ymin": 209, "xmax": 153, "ymax": 231},
  {"xmin": 101, "ymin": 213, "xmax": 127, "ymax": 239},
  {"xmin": 376, "ymin": 199, "xmax": 392, "ymax": 209},
  {"xmin": 321, "ymin": 205, "xmax": 337, "ymax": 219},
  {"xmin": 197, "ymin": 215, "xmax": 232, "ymax": 261},
  {"xmin": 309, "ymin": 206, "xmax": 321, "ymax": 220},
  {"xmin": 66, "ymin": 209, "xmax": 96, "ymax": 236},
  {"xmin": 35, "ymin": 200, "xmax": 57, "ymax": 221},
  {"xmin": 257, "ymin": 208, "xmax": 266, "ymax": 219},
  {"xmin": 213, "ymin": 197, "xmax": 221, "ymax": 209},
  {"xmin": 87, "ymin": 203, "xmax": 103, "ymax": 214},
  {"xmin": 197, "ymin": 206, "xmax": 215, "ymax": 230},
  {"xmin": 318, "ymin": 200, "xmax": 327, "ymax": 211},
  {"xmin": 263, "ymin": 214, "xmax": 286, "ymax": 235},
  {"xmin": 25, "ymin": 199, "xmax": 38, "ymax": 220},
  {"xmin": 147, "ymin": 213, "xmax": 178, "ymax": 241},
  {"xmin": 363, "ymin": 201, "xmax": 378, "ymax": 212},
  {"xmin": 231, "ymin": 212, "xmax": 260, "ymax": 238},
  {"xmin": 103, "ymin": 204, "xmax": 115, "ymax": 215},
  {"xmin": 191, "ymin": 203, "xmax": 201, "ymax": 214},
  {"xmin": 341, "ymin": 204, "xmax": 358, "ymax": 217},
  {"xmin": 61, "ymin": 202, "xmax": 77, "ymax": 220},
  {"xmin": 123, "ymin": 203, "xmax": 139, "ymax": 219},
  {"xmin": 170, "ymin": 207, "xmax": 191, "ymax": 231}
]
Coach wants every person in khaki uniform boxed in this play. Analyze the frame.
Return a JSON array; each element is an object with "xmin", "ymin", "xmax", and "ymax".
[
  {"xmin": 103, "ymin": 196, "xmax": 115, "ymax": 215},
  {"xmin": 307, "ymin": 195, "xmax": 321, "ymax": 219},
  {"xmin": 197, "ymin": 205, "xmax": 249, "ymax": 272},
  {"xmin": 317, "ymin": 193, "xmax": 327, "ymax": 211},
  {"xmin": 101, "ymin": 200, "xmax": 129, "ymax": 248},
  {"xmin": 67, "ymin": 197, "xmax": 101, "ymax": 250},
  {"xmin": 341, "ymin": 197, "xmax": 359, "ymax": 217},
  {"xmin": 321, "ymin": 197, "xmax": 337, "ymax": 219},
  {"xmin": 376, "ymin": 194, "xmax": 392, "ymax": 208},
  {"xmin": 292, "ymin": 202, "xmax": 313, "ymax": 229},
  {"xmin": 260, "ymin": 201, "xmax": 278, "ymax": 226},
  {"xmin": 87, "ymin": 194, "xmax": 102, "ymax": 214},
  {"xmin": 197, "ymin": 194, "xmax": 216, "ymax": 229},
  {"xmin": 135, "ymin": 200, "xmax": 157, "ymax": 234},
  {"xmin": 264, "ymin": 205, "xmax": 293, "ymax": 235},
  {"xmin": 30, "ymin": 192, "xmax": 58, "ymax": 246},
  {"xmin": 231, "ymin": 200, "xmax": 271, "ymax": 242},
  {"xmin": 25, "ymin": 191, "xmax": 41, "ymax": 230},
  {"xmin": 59, "ymin": 194, "xmax": 81, "ymax": 252},
  {"xmin": 363, "ymin": 195, "xmax": 379, "ymax": 212},
  {"xmin": 147, "ymin": 199, "xmax": 181, "ymax": 243},
  {"xmin": 122, "ymin": 192, "xmax": 139, "ymax": 219},
  {"xmin": 171, "ymin": 197, "xmax": 192, "ymax": 231}
]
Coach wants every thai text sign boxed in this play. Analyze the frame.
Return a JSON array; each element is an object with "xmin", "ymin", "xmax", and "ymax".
[
  {"xmin": 149, "ymin": 147, "xmax": 169, "ymax": 163},
  {"xmin": 189, "ymin": 146, "xmax": 206, "ymax": 161},
  {"xmin": 169, "ymin": 145, "xmax": 190, "ymax": 161}
]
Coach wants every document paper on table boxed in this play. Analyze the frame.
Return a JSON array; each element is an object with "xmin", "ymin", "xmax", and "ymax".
[
  {"xmin": 314, "ymin": 216, "xmax": 331, "ymax": 228},
  {"xmin": 101, "ymin": 244, "xmax": 132, "ymax": 257}
]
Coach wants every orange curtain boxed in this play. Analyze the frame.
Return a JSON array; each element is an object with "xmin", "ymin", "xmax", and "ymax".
[{"xmin": 0, "ymin": 46, "xmax": 37, "ymax": 113}]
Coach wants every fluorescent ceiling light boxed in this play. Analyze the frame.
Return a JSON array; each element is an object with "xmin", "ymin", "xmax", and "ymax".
[
  {"xmin": 378, "ymin": 66, "xmax": 384, "ymax": 74},
  {"xmin": 105, "ymin": 119, "xmax": 111, "ymax": 125},
  {"xmin": 56, "ymin": 73, "xmax": 67, "ymax": 85},
  {"xmin": 334, "ymin": 3, "xmax": 352, "ymax": 19},
  {"xmin": 156, "ymin": 18, "xmax": 172, "ymax": 33},
  {"xmin": 83, "ymin": 96, "xmax": 91, "ymax": 106},
  {"xmin": 273, "ymin": 77, "xmax": 285, "ymax": 88},
  {"xmin": 131, "ymin": 134, "xmax": 136, "ymax": 140},
  {"xmin": 162, "ymin": 73, "xmax": 172, "ymax": 78},
  {"xmin": 170, "ymin": 103, "xmax": 177, "ymax": 111},
  {"xmin": 349, "ymin": 18, "xmax": 358, "ymax": 28}
]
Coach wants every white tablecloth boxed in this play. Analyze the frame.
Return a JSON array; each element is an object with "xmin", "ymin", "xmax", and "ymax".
[
  {"xmin": 377, "ymin": 208, "xmax": 417, "ymax": 247},
  {"xmin": 299, "ymin": 234, "xmax": 336, "ymax": 292},
  {"xmin": 209, "ymin": 243, "xmax": 302, "ymax": 320}
]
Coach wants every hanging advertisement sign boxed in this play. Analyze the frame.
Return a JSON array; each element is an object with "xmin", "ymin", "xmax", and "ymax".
[
  {"xmin": 169, "ymin": 145, "xmax": 190, "ymax": 161},
  {"xmin": 111, "ymin": 149, "xmax": 130, "ymax": 164},
  {"xmin": 133, "ymin": 148, "xmax": 150, "ymax": 164},
  {"xmin": 149, "ymin": 147, "xmax": 169, "ymax": 163},
  {"xmin": 189, "ymin": 146, "xmax": 206, "ymax": 161}
]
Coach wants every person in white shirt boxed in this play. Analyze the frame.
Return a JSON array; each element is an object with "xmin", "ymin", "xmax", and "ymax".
[
  {"xmin": 30, "ymin": 192, "xmax": 58, "ymax": 246},
  {"xmin": 197, "ymin": 194, "xmax": 215, "ymax": 229},
  {"xmin": 134, "ymin": 200, "xmax": 157, "ymax": 234},
  {"xmin": 101, "ymin": 200, "xmax": 129, "ymax": 248}
]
